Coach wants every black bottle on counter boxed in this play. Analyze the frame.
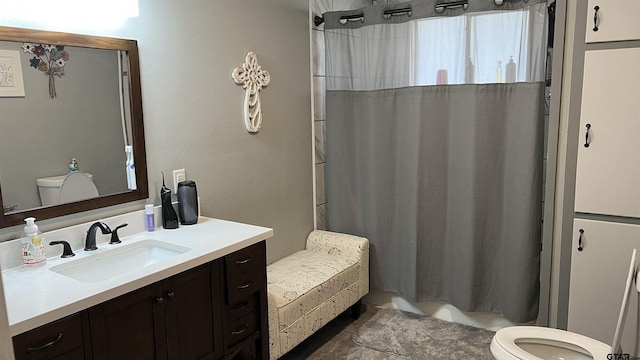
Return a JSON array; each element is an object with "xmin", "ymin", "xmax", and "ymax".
[
  {"xmin": 177, "ymin": 180, "xmax": 198, "ymax": 225},
  {"xmin": 160, "ymin": 172, "xmax": 179, "ymax": 229}
]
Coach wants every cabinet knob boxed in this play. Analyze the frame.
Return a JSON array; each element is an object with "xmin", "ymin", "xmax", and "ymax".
[
  {"xmin": 593, "ymin": 5, "xmax": 600, "ymax": 32},
  {"xmin": 578, "ymin": 229, "xmax": 584, "ymax": 252},
  {"xmin": 584, "ymin": 124, "xmax": 591, "ymax": 148},
  {"xmin": 156, "ymin": 297, "xmax": 165, "ymax": 306},
  {"xmin": 167, "ymin": 292, "xmax": 175, "ymax": 300}
]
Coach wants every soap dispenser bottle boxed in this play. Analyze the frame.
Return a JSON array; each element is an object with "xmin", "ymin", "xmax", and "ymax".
[
  {"xmin": 21, "ymin": 217, "xmax": 46, "ymax": 266},
  {"xmin": 161, "ymin": 172, "xmax": 179, "ymax": 229}
]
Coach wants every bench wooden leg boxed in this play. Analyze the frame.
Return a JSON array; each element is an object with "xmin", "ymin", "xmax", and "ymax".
[{"xmin": 350, "ymin": 299, "xmax": 362, "ymax": 320}]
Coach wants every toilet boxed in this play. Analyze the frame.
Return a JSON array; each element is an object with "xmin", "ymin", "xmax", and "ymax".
[
  {"xmin": 491, "ymin": 249, "xmax": 637, "ymax": 359},
  {"xmin": 490, "ymin": 326, "xmax": 610, "ymax": 359},
  {"xmin": 37, "ymin": 172, "xmax": 99, "ymax": 206}
]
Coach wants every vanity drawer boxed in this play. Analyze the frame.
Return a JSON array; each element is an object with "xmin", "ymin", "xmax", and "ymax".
[
  {"xmin": 226, "ymin": 269, "xmax": 262, "ymax": 304},
  {"xmin": 227, "ymin": 293, "xmax": 259, "ymax": 323},
  {"xmin": 224, "ymin": 241, "xmax": 265, "ymax": 277},
  {"xmin": 13, "ymin": 313, "xmax": 85, "ymax": 360},
  {"xmin": 225, "ymin": 311, "xmax": 259, "ymax": 348},
  {"xmin": 225, "ymin": 241, "xmax": 265, "ymax": 304}
]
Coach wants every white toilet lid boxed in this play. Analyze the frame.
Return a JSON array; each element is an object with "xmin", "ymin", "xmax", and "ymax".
[
  {"xmin": 492, "ymin": 326, "xmax": 610, "ymax": 360},
  {"xmin": 58, "ymin": 172, "xmax": 99, "ymax": 203}
]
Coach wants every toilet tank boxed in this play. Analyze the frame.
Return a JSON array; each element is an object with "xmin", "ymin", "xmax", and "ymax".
[{"xmin": 37, "ymin": 173, "xmax": 94, "ymax": 206}]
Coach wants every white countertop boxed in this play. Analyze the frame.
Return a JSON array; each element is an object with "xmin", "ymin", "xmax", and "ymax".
[{"xmin": 2, "ymin": 217, "xmax": 273, "ymax": 336}]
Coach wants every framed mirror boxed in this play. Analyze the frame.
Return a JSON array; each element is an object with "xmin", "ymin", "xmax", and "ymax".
[{"xmin": 0, "ymin": 26, "xmax": 148, "ymax": 229}]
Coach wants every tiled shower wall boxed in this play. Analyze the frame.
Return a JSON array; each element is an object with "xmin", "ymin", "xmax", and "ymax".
[{"xmin": 312, "ymin": 0, "xmax": 406, "ymax": 230}]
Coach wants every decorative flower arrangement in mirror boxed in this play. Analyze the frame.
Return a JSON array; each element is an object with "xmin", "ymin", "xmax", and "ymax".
[{"xmin": 21, "ymin": 43, "xmax": 70, "ymax": 99}]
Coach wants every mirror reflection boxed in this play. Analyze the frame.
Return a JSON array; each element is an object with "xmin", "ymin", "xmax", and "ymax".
[
  {"xmin": 0, "ymin": 26, "xmax": 148, "ymax": 228},
  {"xmin": 1, "ymin": 42, "xmax": 134, "ymax": 213}
]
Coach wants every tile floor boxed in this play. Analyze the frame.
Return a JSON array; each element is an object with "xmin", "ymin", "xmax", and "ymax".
[
  {"xmin": 279, "ymin": 304, "xmax": 379, "ymax": 359},
  {"xmin": 276, "ymin": 300, "xmax": 508, "ymax": 359}
]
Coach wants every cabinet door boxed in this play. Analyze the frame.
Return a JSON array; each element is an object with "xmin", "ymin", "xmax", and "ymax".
[
  {"xmin": 574, "ymin": 48, "xmax": 640, "ymax": 218},
  {"xmin": 586, "ymin": 0, "xmax": 640, "ymax": 43},
  {"xmin": 164, "ymin": 262, "xmax": 223, "ymax": 360},
  {"xmin": 568, "ymin": 219, "xmax": 640, "ymax": 352},
  {"xmin": 89, "ymin": 282, "xmax": 167, "ymax": 360}
]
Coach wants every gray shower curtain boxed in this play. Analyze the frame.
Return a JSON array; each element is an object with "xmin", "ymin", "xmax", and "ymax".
[{"xmin": 324, "ymin": 1, "xmax": 547, "ymax": 323}]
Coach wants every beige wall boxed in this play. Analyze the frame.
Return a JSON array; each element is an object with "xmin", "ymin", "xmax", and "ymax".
[{"xmin": 0, "ymin": 0, "xmax": 314, "ymax": 264}]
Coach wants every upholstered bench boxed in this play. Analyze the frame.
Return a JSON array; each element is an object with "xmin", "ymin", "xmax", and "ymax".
[{"xmin": 266, "ymin": 230, "xmax": 369, "ymax": 359}]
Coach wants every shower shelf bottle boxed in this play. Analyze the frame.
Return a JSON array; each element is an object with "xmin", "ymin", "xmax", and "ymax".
[
  {"xmin": 505, "ymin": 56, "xmax": 516, "ymax": 83},
  {"xmin": 496, "ymin": 61, "xmax": 503, "ymax": 83},
  {"xmin": 21, "ymin": 217, "xmax": 46, "ymax": 266},
  {"xmin": 465, "ymin": 58, "xmax": 475, "ymax": 84}
]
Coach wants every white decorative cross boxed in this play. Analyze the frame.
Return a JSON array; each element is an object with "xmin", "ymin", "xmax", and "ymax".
[{"xmin": 232, "ymin": 52, "xmax": 271, "ymax": 134}]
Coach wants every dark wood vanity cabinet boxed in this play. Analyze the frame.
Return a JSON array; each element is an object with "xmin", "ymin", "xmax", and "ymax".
[
  {"xmin": 221, "ymin": 241, "xmax": 269, "ymax": 359},
  {"xmin": 88, "ymin": 261, "xmax": 224, "ymax": 360},
  {"xmin": 88, "ymin": 282, "xmax": 166, "ymax": 359},
  {"xmin": 163, "ymin": 262, "xmax": 225, "ymax": 360},
  {"xmin": 12, "ymin": 241, "xmax": 269, "ymax": 360}
]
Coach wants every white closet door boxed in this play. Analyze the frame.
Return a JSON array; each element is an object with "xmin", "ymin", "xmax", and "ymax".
[
  {"xmin": 574, "ymin": 48, "xmax": 640, "ymax": 218},
  {"xmin": 586, "ymin": 0, "xmax": 640, "ymax": 43},
  {"xmin": 568, "ymin": 219, "xmax": 640, "ymax": 352}
]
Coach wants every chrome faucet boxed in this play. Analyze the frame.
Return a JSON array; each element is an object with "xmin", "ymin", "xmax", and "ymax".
[{"xmin": 85, "ymin": 222, "xmax": 112, "ymax": 251}]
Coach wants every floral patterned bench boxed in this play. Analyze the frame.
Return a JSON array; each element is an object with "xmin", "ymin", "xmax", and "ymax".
[{"xmin": 266, "ymin": 230, "xmax": 369, "ymax": 359}]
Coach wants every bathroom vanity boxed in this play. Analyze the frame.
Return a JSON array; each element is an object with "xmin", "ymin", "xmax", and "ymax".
[
  {"xmin": 2, "ymin": 215, "xmax": 273, "ymax": 360},
  {"xmin": 0, "ymin": 26, "xmax": 274, "ymax": 359}
]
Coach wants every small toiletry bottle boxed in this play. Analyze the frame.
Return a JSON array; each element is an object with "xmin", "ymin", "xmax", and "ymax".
[
  {"xmin": 145, "ymin": 204, "xmax": 155, "ymax": 232},
  {"xmin": 21, "ymin": 217, "xmax": 46, "ymax": 266},
  {"xmin": 496, "ymin": 61, "xmax": 503, "ymax": 83},
  {"xmin": 69, "ymin": 158, "xmax": 78, "ymax": 172},
  {"xmin": 505, "ymin": 56, "xmax": 516, "ymax": 83},
  {"xmin": 465, "ymin": 58, "xmax": 475, "ymax": 84}
]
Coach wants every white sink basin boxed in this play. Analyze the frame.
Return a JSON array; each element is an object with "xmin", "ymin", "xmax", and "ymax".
[{"xmin": 49, "ymin": 240, "xmax": 191, "ymax": 284}]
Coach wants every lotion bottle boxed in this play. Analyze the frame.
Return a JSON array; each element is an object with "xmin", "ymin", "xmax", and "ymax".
[
  {"xmin": 21, "ymin": 217, "xmax": 46, "ymax": 266},
  {"xmin": 145, "ymin": 204, "xmax": 155, "ymax": 232}
]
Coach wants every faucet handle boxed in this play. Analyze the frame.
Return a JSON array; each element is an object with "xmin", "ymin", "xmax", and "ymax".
[
  {"xmin": 49, "ymin": 241, "xmax": 75, "ymax": 258},
  {"xmin": 109, "ymin": 223, "xmax": 128, "ymax": 244}
]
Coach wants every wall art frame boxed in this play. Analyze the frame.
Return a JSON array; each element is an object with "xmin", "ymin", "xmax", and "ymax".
[{"xmin": 0, "ymin": 49, "xmax": 25, "ymax": 97}]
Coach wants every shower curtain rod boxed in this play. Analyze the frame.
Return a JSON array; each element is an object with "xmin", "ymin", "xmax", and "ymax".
[
  {"xmin": 314, "ymin": 5, "xmax": 414, "ymax": 26},
  {"xmin": 313, "ymin": 0, "xmax": 526, "ymax": 26}
]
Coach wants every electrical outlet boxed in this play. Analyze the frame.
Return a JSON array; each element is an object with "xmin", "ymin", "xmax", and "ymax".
[{"xmin": 173, "ymin": 169, "xmax": 186, "ymax": 193}]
